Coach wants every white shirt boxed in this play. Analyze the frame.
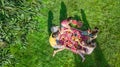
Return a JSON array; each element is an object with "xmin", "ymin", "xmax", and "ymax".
[{"xmin": 51, "ymin": 26, "xmax": 59, "ymax": 33}]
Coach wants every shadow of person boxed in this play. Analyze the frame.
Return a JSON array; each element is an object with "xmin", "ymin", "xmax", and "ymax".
[
  {"xmin": 48, "ymin": 10, "xmax": 53, "ymax": 36},
  {"xmin": 74, "ymin": 9, "xmax": 110, "ymax": 67},
  {"xmin": 59, "ymin": 2, "xmax": 67, "ymax": 24}
]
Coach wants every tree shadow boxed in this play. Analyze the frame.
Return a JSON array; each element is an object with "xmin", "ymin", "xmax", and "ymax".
[
  {"xmin": 94, "ymin": 41, "xmax": 110, "ymax": 67},
  {"xmin": 59, "ymin": 1, "xmax": 67, "ymax": 26},
  {"xmin": 74, "ymin": 9, "xmax": 110, "ymax": 67},
  {"xmin": 80, "ymin": 9, "xmax": 91, "ymax": 30},
  {"xmin": 58, "ymin": 2, "xmax": 109, "ymax": 67},
  {"xmin": 73, "ymin": 9, "xmax": 95, "ymax": 67},
  {"xmin": 73, "ymin": 15, "xmax": 81, "ymax": 21},
  {"xmin": 48, "ymin": 10, "xmax": 53, "ymax": 36}
]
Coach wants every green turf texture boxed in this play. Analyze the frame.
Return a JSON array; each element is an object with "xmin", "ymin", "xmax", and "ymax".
[{"xmin": 1, "ymin": 0, "xmax": 120, "ymax": 67}]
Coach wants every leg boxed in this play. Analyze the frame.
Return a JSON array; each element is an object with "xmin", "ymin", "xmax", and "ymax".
[
  {"xmin": 53, "ymin": 48, "xmax": 65, "ymax": 57},
  {"xmin": 77, "ymin": 51, "xmax": 85, "ymax": 62}
]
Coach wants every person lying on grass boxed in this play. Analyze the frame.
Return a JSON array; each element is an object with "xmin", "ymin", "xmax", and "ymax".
[
  {"xmin": 60, "ymin": 17, "xmax": 83, "ymax": 34},
  {"xmin": 49, "ymin": 31, "xmax": 67, "ymax": 57},
  {"xmin": 49, "ymin": 28, "xmax": 96, "ymax": 62},
  {"xmin": 75, "ymin": 40, "xmax": 96, "ymax": 62},
  {"xmin": 49, "ymin": 31, "xmax": 64, "ymax": 49},
  {"xmin": 49, "ymin": 18, "xmax": 99, "ymax": 62},
  {"xmin": 49, "ymin": 32, "xmax": 96, "ymax": 62},
  {"xmin": 81, "ymin": 27, "xmax": 99, "ymax": 43}
]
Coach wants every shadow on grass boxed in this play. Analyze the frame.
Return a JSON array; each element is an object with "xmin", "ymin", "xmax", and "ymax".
[
  {"xmin": 94, "ymin": 41, "xmax": 110, "ymax": 67},
  {"xmin": 73, "ymin": 9, "xmax": 94, "ymax": 67},
  {"xmin": 48, "ymin": 10, "xmax": 53, "ymax": 36},
  {"xmin": 59, "ymin": 2, "xmax": 67, "ymax": 24},
  {"xmin": 58, "ymin": 2, "xmax": 109, "ymax": 67},
  {"xmin": 80, "ymin": 9, "xmax": 91, "ymax": 30},
  {"xmin": 73, "ymin": 15, "xmax": 81, "ymax": 21},
  {"xmin": 74, "ymin": 9, "xmax": 110, "ymax": 67}
]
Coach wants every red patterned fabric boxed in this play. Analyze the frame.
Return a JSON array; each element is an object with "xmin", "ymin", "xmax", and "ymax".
[
  {"xmin": 59, "ymin": 28, "xmax": 88, "ymax": 52},
  {"xmin": 59, "ymin": 19, "xmax": 87, "ymax": 53}
]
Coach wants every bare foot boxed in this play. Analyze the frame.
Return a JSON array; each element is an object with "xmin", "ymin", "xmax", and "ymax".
[
  {"xmin": 52, "ymin": 51, "xmax": 57, "ymax": 57},
  {"xmin": 82, "ymin": 58, "xmax": 85, "ymax": 62}
]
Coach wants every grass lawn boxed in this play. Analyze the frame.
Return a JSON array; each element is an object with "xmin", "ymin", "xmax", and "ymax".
[{"xmin": 1, "ymin": 0, "xmax": 120, "ymax": 67}]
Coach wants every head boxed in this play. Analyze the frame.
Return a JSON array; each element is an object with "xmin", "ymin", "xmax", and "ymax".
[
  {"xmin": 87, "ymin": 40, "xmax": 96, "ymax": 48},
  {"xmin": 89, "ymin": 27, "xmax": 99, "ymax": 40},
  {"xmin": 67, "ymin": 17, "xmax": 73, "ymax": 21},
  {"xmin": 51, "ymin": 26, "xmax": 60, "ymax": 33},
  {"xmin": 52, "ymin": 32, "xmax": 59, "ymax": 38}
]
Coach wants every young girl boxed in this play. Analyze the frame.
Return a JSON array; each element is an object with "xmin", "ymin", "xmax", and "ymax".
[
  {"xmin": 61, "ymin": 17, "xmax": 82, "ymax": 28},
  {"xmin": 49, "ymin": 32, "xmax": 63, "ymax": 48},
  {"xmin": 60, "ymin": 17, "xmax": 82, "ymax": 34}
]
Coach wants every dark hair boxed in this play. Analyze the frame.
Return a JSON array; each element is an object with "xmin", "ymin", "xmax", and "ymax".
[
  {"xmin": 67, "ymin": 17, "xmax": 73, "ymax": 21},
  {"xmin": 94, "ymin": 27, "xmax": 99, "ymax": 30},
  {"xmin": 89, "ymin": 44, "xmax": 96, "ymax": 47},
  {"xmin": 52, "ymin": 24, "xmax": 56, "ymax": 26},
  {"xmin": 91, "ymin": 27, "xmax": 99, "ymax": 35},
  {"xmin": 52, "ymin": 31, "xmax": 59, "ymax": 38},
  {"xmin": 88, "ymin": 40, "xmax": 96, "ymax": 47}
]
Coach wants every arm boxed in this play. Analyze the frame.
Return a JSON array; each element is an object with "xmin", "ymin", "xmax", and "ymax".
[{"xmin": 52, "ymin": 44, "xmax": 73, "ymax": 57}]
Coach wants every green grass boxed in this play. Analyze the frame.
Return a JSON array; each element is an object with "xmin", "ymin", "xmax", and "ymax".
[{"xmin": 1, "ymin": 0, "xmax": 120, "ymax": 67}]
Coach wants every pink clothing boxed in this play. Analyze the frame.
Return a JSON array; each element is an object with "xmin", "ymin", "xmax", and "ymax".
[
  {"xmin": 71, "ymin": 47, "xmax": 77, "ymax": 53},
  {"xmin": 81, "ymin": 35, "xmax": 88, "ymax": 41},
  {"xmin": 71, "ymin": 20, "xmax": 78, "ymax": 25},
  {"xmin": 61, "ymin": 20, "xmax": 70, "ymax": 28},
  {"xmin": 61, "ymin": 19, "xmax": 83, "ymax": 28},
  {"xmin": 72, "ymin": 20, "xmax": 83, "ymax": 28},
  {"xmin": 58, "ymin": 19, "xmax": 87, "ymax": 53}
]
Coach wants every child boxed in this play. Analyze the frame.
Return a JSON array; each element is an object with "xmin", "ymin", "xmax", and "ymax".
[
  {"xmin": 83, "ymin": 40, "xmax": 96, "ymax": 55},
  {"xmin": 61, "ymin": 17, "xmax": 72, "ymax": 28},
  {"xmin": 60, "ymin": 17, "xmax": 82, "ymax": 34},
  {"xmin": 87, "ymin": 27, "xmax": 99, "ymax": 43},
  {"xmin": 60, "ymin": 17, "xmax": 72, "ymax": 34},
  {"xmin": 70, "ymin": 20, "xmax": 83, "ymax": 28},
  {"xmin": 61, "ymin": 17, "xmax": 82, "ymax": 29},
  {"xmin": 49, "ymin": 31, "xmax": 64, "ymax": 49},
  {"xmin": 51, "ymin": 25, "xmax": 60, "ymax": 33}
]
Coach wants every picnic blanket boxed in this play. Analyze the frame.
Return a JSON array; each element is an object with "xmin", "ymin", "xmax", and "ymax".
[{"xmin": 58, "ymin": 27, "xmax": 89, "ymax": 53}]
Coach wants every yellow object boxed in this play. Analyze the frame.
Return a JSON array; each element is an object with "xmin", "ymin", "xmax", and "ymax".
[{"xmin": 49, "ymin": 33, "xmax": 57, "ymax": 47}]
